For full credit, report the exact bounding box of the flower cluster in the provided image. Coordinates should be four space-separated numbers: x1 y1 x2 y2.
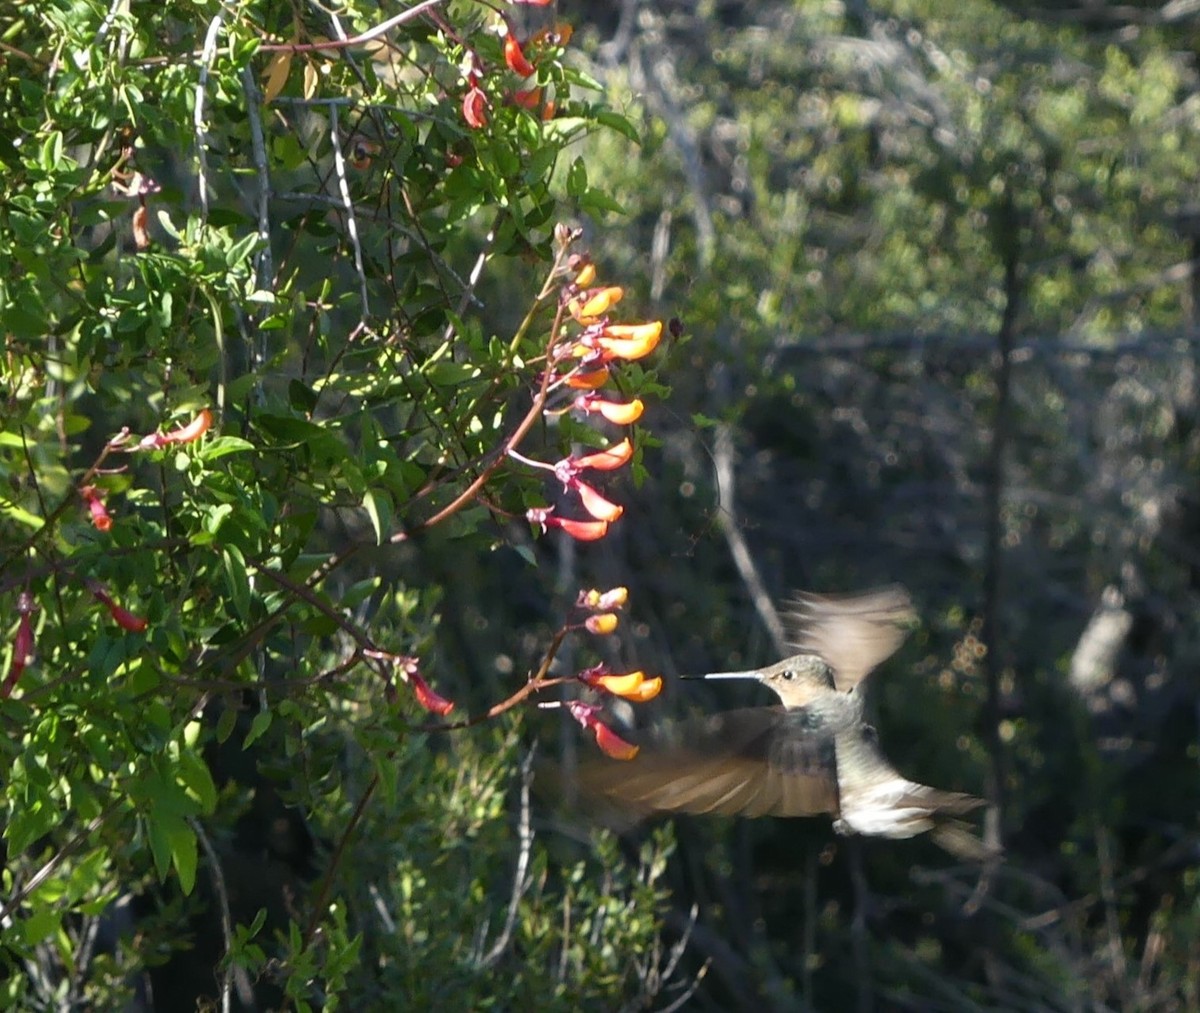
516 248 661 544
543 587 662 761
460 14 572 129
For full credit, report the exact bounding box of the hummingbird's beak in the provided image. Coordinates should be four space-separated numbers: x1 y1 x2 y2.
680 669 764 682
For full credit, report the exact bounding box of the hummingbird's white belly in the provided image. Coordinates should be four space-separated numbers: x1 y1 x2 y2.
836 779 932 838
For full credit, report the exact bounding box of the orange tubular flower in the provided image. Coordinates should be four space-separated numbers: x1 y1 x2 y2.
595 321 663 361
574 438 633 471
580 669 662 703
585 613 619 635
526 507 609 542
136 408 213 450
569 286 623 323
565 367 611 390
504 34 536 77
574 393 644 425
573 478 623 522
80 486 113 531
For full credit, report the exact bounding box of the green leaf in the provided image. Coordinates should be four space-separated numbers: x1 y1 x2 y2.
567 156 588 198
222 544 252 621
244 709 272 749
215 707 237 744
201 436 255 460
362 487 392 545
178 750 218 815
167 818 198 896
225 231 262 268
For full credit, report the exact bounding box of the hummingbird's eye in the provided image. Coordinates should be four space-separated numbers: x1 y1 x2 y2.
782 670 795 681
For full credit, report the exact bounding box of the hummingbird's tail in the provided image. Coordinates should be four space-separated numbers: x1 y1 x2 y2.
930 818 1001 862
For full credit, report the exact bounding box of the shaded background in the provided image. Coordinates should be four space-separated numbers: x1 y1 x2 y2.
487 1 1200 1008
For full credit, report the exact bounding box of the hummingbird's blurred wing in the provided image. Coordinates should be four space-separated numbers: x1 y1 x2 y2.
577 707 840 819
782 585 918 691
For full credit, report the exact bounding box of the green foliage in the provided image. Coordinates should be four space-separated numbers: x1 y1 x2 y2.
1 0 675 1007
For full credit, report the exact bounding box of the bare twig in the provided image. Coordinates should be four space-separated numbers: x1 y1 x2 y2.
328 102 371 320
194 14 223 220
259 0 446 54
713 423 787 653
980 195 1023 856
478 747 537 967
191 818 235 1013
240 64 274 379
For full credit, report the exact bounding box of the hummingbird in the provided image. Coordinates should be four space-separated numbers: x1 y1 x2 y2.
578 586 991 859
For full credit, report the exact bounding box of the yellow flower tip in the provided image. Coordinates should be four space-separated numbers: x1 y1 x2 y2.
594 672 645 695
595 321 663 361
598 398 644 424
570 286 624 322
603 321 663 341
574 263 596 287
625 676 663 702
585 613 619 635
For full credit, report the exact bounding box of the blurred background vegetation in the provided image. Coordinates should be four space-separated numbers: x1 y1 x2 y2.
3 0 1199 1009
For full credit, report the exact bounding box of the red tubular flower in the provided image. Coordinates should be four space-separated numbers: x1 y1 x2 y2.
574 438 633 472
573 393 644 425
88 582 149 633
108 602 149 633
509 87 544 110
566 700 640 761
526 507 609 542
504 34 536 77
593 723 640 760
136 408 213 450
585 613 619 635
1 593 37 699
462 84 489 129
572 478 623 522
80 485 113 532
408 670 455 716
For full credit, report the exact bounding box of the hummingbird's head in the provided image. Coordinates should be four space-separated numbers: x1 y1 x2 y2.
683 652 835 706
